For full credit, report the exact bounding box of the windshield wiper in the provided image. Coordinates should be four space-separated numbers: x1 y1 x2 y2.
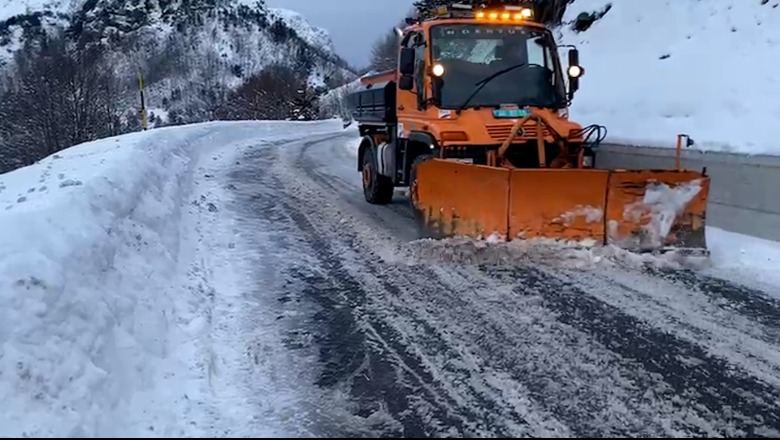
456 62 526 114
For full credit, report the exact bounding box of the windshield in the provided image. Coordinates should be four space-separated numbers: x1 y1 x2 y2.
430 24 566 109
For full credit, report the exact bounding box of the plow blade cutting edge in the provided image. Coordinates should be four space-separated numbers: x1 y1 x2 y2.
411 159 710 253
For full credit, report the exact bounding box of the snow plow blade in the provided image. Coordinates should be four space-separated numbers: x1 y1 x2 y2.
605 170 710 253
411 159 710 254
412 159 511 239
508 169 610 242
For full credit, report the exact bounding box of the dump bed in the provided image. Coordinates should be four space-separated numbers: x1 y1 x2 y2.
346 78 397 124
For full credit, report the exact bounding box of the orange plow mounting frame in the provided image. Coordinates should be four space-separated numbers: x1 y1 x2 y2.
411 160 710 252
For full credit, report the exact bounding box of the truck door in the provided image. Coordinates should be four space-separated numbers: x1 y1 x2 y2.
397 31 428 123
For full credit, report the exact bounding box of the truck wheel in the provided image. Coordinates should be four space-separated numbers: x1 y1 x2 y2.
362 147 394 204
409 154 434 210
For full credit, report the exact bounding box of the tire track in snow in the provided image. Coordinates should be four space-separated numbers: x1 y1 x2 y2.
280 198 498 438
235 140 512 437
295 135 419 236
234 132 780 438
276 135 703 436
365 262 680 437
277 135 588 436
292 136 777 435
646 266 780 331
487 264 780 437
564 266 780 389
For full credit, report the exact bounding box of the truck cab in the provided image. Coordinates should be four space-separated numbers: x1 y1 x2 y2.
347 2 598 204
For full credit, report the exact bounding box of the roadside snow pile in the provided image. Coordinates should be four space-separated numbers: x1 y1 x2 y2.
405 236 698 271
0 120 341 437
0 124 209 437
560 0 780 154
706 227 780 290
343 129 362 156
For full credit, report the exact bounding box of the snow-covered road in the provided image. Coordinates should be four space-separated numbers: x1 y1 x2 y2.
3 122 780 437
219 130 780 437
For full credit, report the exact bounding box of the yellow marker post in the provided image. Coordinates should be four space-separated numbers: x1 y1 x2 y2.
138 71 148 131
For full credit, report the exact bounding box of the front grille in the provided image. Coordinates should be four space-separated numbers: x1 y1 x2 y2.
486 124 550 141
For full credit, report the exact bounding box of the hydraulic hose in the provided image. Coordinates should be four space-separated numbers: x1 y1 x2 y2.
570 124 607 149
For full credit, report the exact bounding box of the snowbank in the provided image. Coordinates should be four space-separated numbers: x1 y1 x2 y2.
342 127 361 156
560 0 780 155
706 227 780 289
0 120 341 437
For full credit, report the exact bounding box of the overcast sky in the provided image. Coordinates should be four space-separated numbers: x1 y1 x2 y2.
265 0 415 68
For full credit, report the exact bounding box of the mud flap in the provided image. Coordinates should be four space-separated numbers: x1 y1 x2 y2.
604 170 710 252
507 169 610 244
411 159 511 239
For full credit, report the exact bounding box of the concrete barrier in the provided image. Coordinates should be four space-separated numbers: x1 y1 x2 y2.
596 143 780 242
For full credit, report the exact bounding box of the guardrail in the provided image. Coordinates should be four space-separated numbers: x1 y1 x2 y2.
597 143 780 242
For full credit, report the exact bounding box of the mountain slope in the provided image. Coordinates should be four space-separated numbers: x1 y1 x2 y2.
0 0 357 122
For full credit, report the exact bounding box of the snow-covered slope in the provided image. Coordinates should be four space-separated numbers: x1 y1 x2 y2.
0 120 343 437
319 76 363 119
0 0 357 122
560 0 780 154
0 0 74 21
268 7 334 54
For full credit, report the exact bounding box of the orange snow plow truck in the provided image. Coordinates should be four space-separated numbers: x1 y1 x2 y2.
346 1 710 253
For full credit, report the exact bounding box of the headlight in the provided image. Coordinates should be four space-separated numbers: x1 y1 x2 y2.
432 63 445 77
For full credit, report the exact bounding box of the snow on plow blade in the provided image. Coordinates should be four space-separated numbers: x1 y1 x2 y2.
605 170 710 252
412 159 710 253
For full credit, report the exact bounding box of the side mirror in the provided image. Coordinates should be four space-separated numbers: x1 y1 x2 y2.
399 48 415 75
398 74 414 91
568 47 579 67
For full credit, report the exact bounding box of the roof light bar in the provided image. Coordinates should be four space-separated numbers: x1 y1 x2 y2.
430 3 535 21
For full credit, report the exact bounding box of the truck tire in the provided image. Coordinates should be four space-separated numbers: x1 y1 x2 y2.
409 154 434 210
362 147 394 205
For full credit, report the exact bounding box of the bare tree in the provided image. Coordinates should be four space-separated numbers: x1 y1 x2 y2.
216 64 319 121
0 30 130 173
367 7 420 74
369 29 401 73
